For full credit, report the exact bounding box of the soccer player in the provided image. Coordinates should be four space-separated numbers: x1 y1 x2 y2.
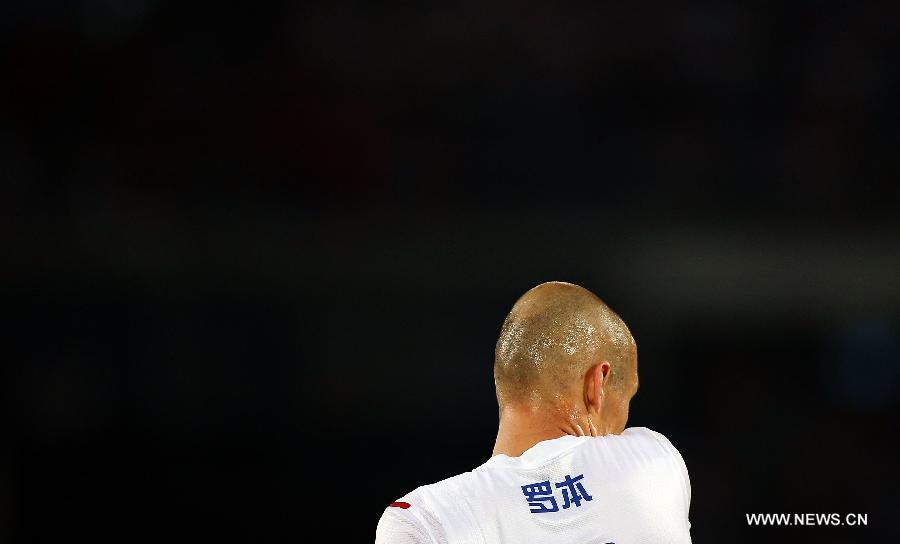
376 281 691 543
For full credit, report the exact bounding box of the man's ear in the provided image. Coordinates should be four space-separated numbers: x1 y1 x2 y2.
584 361 611 415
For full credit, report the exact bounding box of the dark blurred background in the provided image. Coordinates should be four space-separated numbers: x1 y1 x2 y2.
3 1 900 542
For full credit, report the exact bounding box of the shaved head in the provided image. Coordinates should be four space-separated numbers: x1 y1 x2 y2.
494 281 637 408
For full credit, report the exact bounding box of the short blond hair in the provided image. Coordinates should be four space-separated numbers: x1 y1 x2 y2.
494 281 636 406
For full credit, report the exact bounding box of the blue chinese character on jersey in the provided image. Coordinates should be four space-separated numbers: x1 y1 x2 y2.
522 474 593 513
521 480 559 513
555 474 592 509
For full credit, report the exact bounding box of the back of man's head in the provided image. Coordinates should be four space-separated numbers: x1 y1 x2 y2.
494 281 637 408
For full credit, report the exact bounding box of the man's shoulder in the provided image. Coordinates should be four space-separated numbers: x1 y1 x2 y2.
376 470 480 544
619 426 683 455
618 427 691 498
621 425 669 441
578 426 689 476
394 465 479 503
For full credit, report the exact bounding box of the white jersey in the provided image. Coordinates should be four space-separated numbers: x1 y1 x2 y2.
376 427 691 544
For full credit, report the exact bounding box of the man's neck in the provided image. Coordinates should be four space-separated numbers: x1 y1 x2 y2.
492 403 589 458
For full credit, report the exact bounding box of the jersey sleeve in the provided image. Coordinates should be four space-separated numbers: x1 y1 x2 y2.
375 506 434 544
644 428 692 536
671 439 691 535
